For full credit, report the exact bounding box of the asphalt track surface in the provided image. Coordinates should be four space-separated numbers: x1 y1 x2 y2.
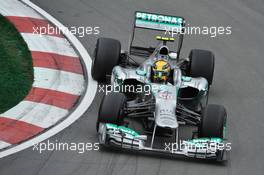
0 0 264 175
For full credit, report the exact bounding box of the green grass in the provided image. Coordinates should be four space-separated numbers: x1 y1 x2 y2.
0 15 33 113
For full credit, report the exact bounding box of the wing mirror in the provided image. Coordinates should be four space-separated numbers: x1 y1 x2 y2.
169 52 177 60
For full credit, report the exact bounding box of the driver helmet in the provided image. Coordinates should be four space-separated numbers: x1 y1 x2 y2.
151 60 171 83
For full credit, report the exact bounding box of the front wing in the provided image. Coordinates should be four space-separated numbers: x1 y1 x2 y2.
98 123 227 161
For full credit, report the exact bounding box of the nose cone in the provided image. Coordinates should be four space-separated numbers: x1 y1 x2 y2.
155 99 178 129
156 116 178 128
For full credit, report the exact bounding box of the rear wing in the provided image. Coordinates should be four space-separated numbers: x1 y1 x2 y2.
135 11 185 32
129 11 185 59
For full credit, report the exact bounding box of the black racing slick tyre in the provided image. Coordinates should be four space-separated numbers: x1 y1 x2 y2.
198 104 227 138
92 38 121 82
96 92 126 132
188 49 215 85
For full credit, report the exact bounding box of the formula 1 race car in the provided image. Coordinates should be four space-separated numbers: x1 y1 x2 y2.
92 11 228 161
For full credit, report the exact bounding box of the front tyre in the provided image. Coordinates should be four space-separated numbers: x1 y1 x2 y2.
198 104 227 138
96 92 126 131
198 104 227 161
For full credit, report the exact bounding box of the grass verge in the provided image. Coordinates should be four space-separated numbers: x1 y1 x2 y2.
0 15 33 113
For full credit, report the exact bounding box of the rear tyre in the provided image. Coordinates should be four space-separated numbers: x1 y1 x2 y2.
188 49 215 85
92 38 121 82
96 92 126 131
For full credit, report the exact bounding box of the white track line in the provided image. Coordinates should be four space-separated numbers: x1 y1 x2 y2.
0 0 43 19
2 101 68 128
0 0 97 158
0 141 11 150
33 67 85 96
22 33 78 57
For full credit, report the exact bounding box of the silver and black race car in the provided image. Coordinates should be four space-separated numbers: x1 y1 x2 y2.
92 11 228 161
